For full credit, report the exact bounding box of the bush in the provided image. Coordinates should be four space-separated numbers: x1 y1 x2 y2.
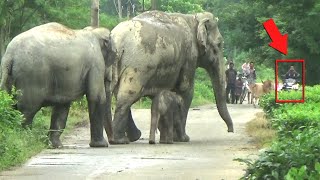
0 90 49 170
238 85 320 179
240 127 320 180
0 90 87 171
192 69 215 107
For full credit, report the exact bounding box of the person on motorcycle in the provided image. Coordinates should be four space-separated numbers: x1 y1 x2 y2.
285 65 300 79
282 65 300 90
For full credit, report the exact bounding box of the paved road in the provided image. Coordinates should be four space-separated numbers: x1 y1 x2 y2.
0 104 262 180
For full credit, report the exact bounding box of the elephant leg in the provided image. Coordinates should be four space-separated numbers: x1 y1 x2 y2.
48 103 71 148
112 103 131 144
174 90 192 142
159 116 168 143
167 113 174 144
86 71 108 147
160 113 173 144
17 94 42 128
173 113 184 142
126 109 142 142
111 75 142 144
104 80 113 143
20 109 39 129
149 106 160 144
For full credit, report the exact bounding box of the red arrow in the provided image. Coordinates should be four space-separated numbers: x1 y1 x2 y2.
263 18 288 55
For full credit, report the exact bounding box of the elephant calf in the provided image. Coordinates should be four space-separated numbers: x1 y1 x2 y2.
149 90 185 144
0 22 115 148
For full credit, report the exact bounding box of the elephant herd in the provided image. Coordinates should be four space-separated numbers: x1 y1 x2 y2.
0 10 234 148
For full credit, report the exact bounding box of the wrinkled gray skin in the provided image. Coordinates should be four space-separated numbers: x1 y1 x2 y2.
0 22 115 148
110 10 234 144
149 90 185 144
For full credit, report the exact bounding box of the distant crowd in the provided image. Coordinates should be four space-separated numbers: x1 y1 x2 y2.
225 60 256 104
225 59 301 104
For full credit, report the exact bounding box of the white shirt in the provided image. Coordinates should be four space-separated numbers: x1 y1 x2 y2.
242 63 250 75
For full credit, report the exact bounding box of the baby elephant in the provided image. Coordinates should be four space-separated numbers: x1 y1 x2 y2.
149 90 185 144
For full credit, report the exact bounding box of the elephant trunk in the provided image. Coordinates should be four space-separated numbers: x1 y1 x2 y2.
207 58 234 132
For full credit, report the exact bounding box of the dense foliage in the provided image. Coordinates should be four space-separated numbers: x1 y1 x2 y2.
239 86 320 179
0 90 88 171
0 90 48 170
1 0 319 84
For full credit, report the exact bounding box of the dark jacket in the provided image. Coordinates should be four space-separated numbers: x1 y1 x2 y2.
285 70 300 79
225 69 237 85
235 79 243 96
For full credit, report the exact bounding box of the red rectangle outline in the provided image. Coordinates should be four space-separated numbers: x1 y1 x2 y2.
275 59 305 103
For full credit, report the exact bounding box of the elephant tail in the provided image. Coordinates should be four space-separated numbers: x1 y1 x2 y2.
0 53 13 93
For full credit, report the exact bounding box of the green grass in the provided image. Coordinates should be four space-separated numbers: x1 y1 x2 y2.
239 85 320 180
0 91 88 171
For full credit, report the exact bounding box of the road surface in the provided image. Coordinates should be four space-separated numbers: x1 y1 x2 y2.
0 104 262 180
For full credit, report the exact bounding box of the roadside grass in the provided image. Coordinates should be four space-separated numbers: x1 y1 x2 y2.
0 98 88 172
245 112 276 148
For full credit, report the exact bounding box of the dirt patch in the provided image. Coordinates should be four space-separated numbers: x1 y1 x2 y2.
246 112 276 148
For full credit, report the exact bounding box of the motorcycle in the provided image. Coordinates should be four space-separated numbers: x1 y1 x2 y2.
239 74 250 104
281 75 300 91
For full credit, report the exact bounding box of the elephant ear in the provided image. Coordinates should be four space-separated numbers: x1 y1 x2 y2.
197 18 210 51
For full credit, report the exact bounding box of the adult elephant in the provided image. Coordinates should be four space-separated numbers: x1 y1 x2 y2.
109 10 234 144
0 22 115 148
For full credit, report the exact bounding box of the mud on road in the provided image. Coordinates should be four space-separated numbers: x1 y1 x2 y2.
0 104 262 180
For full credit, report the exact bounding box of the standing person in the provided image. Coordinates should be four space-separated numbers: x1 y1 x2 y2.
234 74 243 104
225 62 237 104
225 58 233 70
246 61 257 104
241 60 250 76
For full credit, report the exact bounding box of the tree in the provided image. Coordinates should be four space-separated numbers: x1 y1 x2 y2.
151 0 160 10
0 0 47 58
117 0 122 18
91 0 99 27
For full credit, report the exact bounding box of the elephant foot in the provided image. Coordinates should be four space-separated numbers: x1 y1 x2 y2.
89 138 108 147
160 134 173 144
149 140 156 144
48 131 63 148
181 134 190 142
174 134 190 142
49 139 63 149
109 135 130 144
49 135 63 149
127 129 142 142
159 139 173 144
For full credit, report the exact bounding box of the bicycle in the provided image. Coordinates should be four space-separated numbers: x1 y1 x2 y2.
239 75 249 104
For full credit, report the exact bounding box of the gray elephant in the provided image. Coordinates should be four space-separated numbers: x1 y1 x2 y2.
149 90 185 144
0 22 115 148
109 10 234 144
